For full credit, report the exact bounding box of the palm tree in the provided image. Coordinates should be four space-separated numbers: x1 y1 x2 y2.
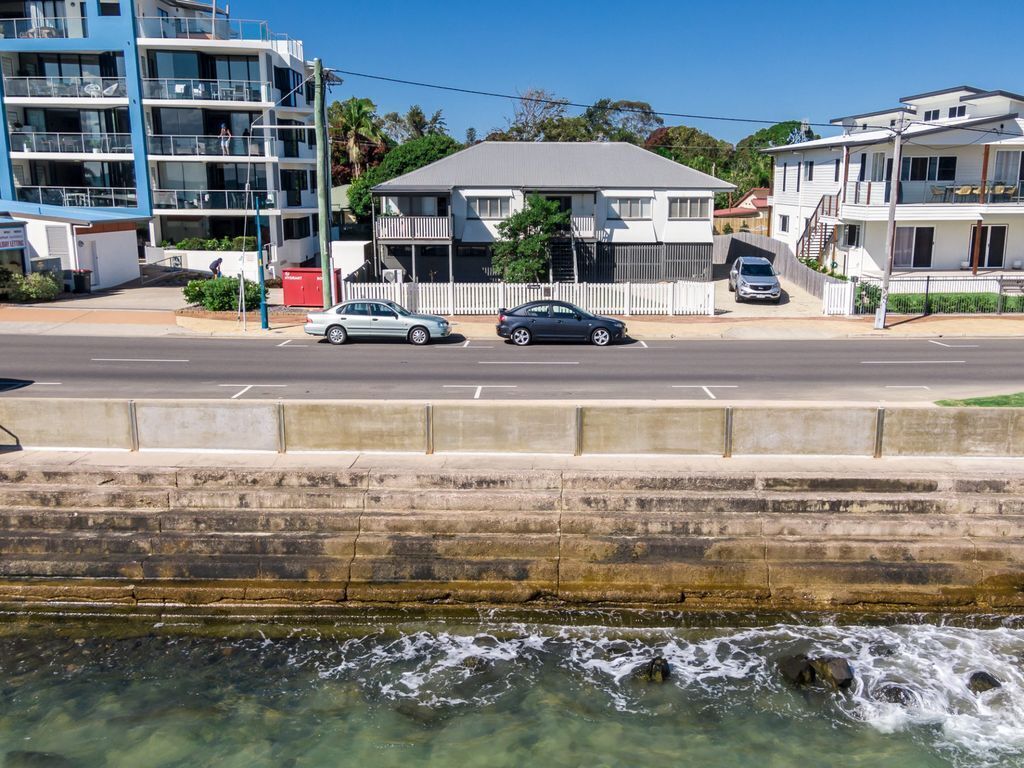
330 97 384 178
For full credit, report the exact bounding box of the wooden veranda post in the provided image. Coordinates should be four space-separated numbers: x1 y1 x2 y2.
972 144 991 276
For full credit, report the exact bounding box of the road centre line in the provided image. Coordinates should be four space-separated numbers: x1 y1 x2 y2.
442 384 517 400
885 385 931 389
91 358 189 363
33 382 62 385
860 360 966 365
928 340 979 348
672 385 739 400
478 361 579 365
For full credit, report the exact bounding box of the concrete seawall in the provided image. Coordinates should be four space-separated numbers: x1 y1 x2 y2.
0 464 1022 611
2 398 1023 458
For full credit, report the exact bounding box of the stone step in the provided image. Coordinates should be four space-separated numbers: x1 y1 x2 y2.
0 531 357 558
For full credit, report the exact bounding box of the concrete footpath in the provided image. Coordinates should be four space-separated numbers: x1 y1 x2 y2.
3 303 1024 340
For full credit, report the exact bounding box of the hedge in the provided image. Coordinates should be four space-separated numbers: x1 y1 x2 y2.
856 283 1024 314
161 236 258 252
183 277 265 311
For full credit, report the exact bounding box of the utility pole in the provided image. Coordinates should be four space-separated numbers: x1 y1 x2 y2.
314 58 332 309
255 195 268 330
874 113 905 330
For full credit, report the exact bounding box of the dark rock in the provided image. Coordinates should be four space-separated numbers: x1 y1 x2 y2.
810 657 855 691
778 654 816 686
868 642 898 658
876 684 914 706
636 656 671 683
5 751 75 768
968 671 1001 694
460 655 490 671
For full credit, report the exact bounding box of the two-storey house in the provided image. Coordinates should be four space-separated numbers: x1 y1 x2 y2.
0 0 317 287
371 141 733 283
766 86 1024 277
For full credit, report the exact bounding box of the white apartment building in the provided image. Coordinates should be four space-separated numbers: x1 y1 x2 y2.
766 86 1024 277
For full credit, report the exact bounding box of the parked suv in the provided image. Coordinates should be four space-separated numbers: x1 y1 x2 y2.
729 256 782 303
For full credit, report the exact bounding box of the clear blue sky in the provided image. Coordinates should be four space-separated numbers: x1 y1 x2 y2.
242 0 1024 144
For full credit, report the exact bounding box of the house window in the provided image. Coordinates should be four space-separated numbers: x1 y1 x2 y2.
283 217 311 240
781 162 787 192
99 0 121 15
858 153 867 182
948 105 966 119
778 214 790 233
900 156 957 181
805 161 814 181
608 197 652 219
796 162 802 192
923 109 940 122
467 197 510 219
834 158 841 182
871 152 887 183
843 224 860 248
668 197 709 219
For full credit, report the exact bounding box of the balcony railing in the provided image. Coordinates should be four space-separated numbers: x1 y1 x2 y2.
570 214 595 238
847 180 1024 206
153 189 276 210
0 15 86 39
147 134 274 157
16 185 137 208
3 76 127 99
142 78 270 103
135 16 270 41
10 131 133 154
375 215 452 240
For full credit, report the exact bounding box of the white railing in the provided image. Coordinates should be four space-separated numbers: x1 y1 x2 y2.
374 216 451 240
0 16 86 38
147 134 273 157
3 76 126 98
822 281 855 315
135 16 271 41
10 131 132 154
571 215 595 238
339 281 715 316
16 185 137 207
152 189 276 210
142 78 270 103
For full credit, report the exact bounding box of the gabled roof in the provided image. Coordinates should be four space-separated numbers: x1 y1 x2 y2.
372 141 735 193
900 85 984 103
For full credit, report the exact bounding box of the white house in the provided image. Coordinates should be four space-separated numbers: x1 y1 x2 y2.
765 86 1024 277
371 141 734 283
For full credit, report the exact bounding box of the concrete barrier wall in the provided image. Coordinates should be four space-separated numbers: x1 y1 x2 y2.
2 399 1023 458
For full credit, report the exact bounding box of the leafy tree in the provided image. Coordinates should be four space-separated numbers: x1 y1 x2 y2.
465 127 478 144
348 134 462 219
490 88 570 141
644 125 732 177
381 105 447 143
583 98 663 143
328 97 386 179
491 194 570 282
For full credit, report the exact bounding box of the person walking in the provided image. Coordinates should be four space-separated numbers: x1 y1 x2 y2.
209 257 223 278
218 124 232 155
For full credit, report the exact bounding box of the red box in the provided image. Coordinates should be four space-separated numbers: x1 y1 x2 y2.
282 267 341 307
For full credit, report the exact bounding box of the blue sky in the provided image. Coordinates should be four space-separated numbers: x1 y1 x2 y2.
243 0 1024 144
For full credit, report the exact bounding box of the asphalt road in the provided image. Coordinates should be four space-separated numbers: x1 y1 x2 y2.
1 334 1022 402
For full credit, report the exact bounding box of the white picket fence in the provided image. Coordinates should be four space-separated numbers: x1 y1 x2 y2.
338 281 715 316
822 281 856 315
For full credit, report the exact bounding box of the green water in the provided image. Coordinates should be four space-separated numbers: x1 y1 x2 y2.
1 610 1022 767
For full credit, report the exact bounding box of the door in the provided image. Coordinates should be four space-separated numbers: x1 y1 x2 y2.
912 227 934 268
521 303 555 339
550 303 588 340
969 225 1007 268
369 301 404 337
893 227 915 269
338 301 371 335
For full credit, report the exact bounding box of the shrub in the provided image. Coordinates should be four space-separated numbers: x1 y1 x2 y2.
722 223 734 234
0 267 14 297
182 277 264 311
855 286 1013 315
166 236 259 252
9 271 62 302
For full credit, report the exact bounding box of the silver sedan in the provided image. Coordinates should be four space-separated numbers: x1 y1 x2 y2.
304 299 451 345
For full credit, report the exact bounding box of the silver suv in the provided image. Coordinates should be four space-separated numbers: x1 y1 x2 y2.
729 256 782 304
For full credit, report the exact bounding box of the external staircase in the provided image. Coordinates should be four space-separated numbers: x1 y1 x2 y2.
796 193 840 266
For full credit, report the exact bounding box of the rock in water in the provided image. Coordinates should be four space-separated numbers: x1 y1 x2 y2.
810 657 855 691
778 654 816 686
636 656 671 683
968 671 1001 694
5 752 75 768
876 684 914 706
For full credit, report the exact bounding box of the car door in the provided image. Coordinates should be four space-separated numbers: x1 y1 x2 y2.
338 302 371 335
550 303 588 340
520 303 555 339
369 302 404 337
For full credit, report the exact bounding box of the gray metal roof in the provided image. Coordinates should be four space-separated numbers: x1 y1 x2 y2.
372 142 735 193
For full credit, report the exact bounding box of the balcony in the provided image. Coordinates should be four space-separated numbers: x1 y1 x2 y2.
153 189 276 210
3 76 127 99
375 215 452 240
16 186 137 208
10 131 132 154
142 78 270 103
0 15 86 39
135 16 270 41
570 214 596 239
846 180 1024 206
147 134 274 157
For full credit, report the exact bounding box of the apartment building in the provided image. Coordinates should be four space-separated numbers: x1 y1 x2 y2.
372 141 733 283
0 0 318 286
766 86 1024 277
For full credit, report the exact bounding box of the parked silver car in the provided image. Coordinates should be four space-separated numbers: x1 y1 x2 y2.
304 299 451 345
729 256 782 303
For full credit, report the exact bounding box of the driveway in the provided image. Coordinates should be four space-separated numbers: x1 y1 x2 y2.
713 275 822 317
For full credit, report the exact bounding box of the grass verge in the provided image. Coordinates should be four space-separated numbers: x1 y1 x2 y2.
936 393 1024 407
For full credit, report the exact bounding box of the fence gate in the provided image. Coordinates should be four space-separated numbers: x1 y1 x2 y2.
822 281 855 315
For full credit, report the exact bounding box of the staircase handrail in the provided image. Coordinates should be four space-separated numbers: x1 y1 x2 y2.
796 192 839 262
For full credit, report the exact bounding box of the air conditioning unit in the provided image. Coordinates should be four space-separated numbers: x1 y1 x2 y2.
382 268 404 283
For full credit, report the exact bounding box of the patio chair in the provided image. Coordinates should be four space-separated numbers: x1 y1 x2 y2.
1004 186 1019 202
989 184 1007 203
929 185 946 202
83 82 102 98
953 185 974 202
101 82 122 97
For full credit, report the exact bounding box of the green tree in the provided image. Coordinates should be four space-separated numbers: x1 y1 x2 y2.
328 97 386 179
381 105 447 143
348 134 462 219
491 194 570 282
644 125 732 177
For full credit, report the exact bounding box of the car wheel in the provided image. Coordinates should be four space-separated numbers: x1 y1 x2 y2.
408 326 430 346
326 325 347 345
734 294 743 304
590 327 612 347
510 327 532 346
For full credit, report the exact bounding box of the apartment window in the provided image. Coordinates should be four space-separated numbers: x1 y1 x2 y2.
781 162 787 192
99 0 121 15
467 197 510 219
805 161 814 181
843 224 861 248
834 158 841 182
274 67 302 107
858 153 867 182
608 197 652 219
280 169 308 191
923 109 940 122
948 105 966 119
668 197 709 219
796 162 802 192
308 169 316 193
778 214 790 233
283 217 311 241
900 156 957 182
871 152 887 182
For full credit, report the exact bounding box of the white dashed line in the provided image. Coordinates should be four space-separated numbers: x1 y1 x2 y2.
91 358 188 363
218 384 288 399
442 385 518 400
861 361 965 365
928 340 979 348
672 385 739 400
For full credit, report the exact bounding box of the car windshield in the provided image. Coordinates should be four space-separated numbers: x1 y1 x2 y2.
740 263 775 277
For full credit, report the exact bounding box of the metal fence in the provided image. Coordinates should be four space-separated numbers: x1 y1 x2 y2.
855 276 1024 315
580 243 712 283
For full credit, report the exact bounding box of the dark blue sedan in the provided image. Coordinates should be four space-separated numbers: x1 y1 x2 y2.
496 301 627 346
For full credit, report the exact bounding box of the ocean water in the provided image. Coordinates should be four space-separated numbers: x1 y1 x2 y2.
1 610 1022 768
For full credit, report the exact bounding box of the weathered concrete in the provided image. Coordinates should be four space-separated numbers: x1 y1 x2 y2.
884 408 1024 457
0 398 131 450
431 403 576 454
732 407 877 456
581 406 724 455
283 402 426 452
135 400 278 452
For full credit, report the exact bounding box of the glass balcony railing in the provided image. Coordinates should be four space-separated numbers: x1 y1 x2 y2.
142 78 269 103
3 76 127 99
846 180 1024 205
152 189 276 210
16 185 137 208
135 16 270 41
0 15 87 39
146 134 274 157
10 131 133 154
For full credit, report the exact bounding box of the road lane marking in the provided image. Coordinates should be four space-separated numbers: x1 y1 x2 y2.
462 339 471 348
885 385 931 389
672 385 739 400
33 382 62 385
276 339 309 348
218 384 287 399
861 360 966 365
443 384 518 400
277 339 292 347
91 358 188 363
478 361 579 365
928 340 979 348
639 340 648 348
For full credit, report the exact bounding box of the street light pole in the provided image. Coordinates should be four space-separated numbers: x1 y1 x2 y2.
314 57 332 309
256 194 268 330
874 113 906 330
